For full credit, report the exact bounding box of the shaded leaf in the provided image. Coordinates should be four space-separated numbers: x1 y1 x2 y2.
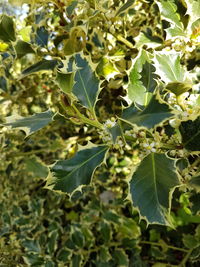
179 117 200 151
0 15 16 42
112 249 129 267
188 175 200 192
116 0 135 16
73 54 100 110
35 26 49 46
14 40 35 59
122 95 173 128
3 110 54 136
0 76 7 91
66 1 78 16
46 144 108 194
130 153 179 225
22 59 58 76
56 72 74 94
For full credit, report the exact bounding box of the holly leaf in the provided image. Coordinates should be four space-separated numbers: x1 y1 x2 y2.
73 54 100 111
122 95 173 128
46 144 108 194
3 110 54 136
179 117 200 151
156 0 185 39
127 50 154 106
0 15 16 42
188 175 200 192
153 51 191 95
116 0 135 16
130 153 179 225
56 72 74 94
14 40 35 59
22 60 58 76
153 51 186 83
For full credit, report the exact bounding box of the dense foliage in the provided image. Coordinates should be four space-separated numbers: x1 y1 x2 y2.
0 0 200 266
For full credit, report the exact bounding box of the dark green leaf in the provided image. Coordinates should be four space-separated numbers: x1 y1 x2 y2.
71 254 82 267
112 249 129 266
179 117 200 151
46 144 108 194
0 76 7 91
73 54 100 110
3 110 54 136
22 59 58 76
14 40 35 59
116 0 135 16
71 229 85 248
23 254 44 266
188 175 200 192
35 26 49 46
66 1 78 16
22 239 41 253
122 95 173 128
130 153 179 225
0 15 16 42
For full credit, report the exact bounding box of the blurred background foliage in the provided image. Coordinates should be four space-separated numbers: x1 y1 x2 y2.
0 0 200 266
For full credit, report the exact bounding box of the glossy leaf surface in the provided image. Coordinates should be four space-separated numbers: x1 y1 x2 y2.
122 95 172 128
179 117 200 151
130 153 179 225
22 60 58 76
3 110 54 136
73 54 100 110
0 15 16 42
156 0 185 39
46 145 108 194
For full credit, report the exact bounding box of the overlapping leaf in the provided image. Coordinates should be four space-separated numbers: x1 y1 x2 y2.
156 0 185 39
130 153 179 225
73 54 100 111
127 50 156 106
46 144 108 194
3 110 54 136
179 117 200 151
0 14 16 42
22 59 58 76
122 95 173 128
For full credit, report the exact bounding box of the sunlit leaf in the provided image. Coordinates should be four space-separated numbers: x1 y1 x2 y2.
46 144 108 194
156 0 185 39
153 51 186 83
130 153 179 225
127 50 154 106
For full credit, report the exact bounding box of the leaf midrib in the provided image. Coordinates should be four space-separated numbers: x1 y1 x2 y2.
61 146 107 179
77 69 93 110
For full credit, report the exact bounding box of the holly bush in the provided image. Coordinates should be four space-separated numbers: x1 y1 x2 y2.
0 0 200 266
